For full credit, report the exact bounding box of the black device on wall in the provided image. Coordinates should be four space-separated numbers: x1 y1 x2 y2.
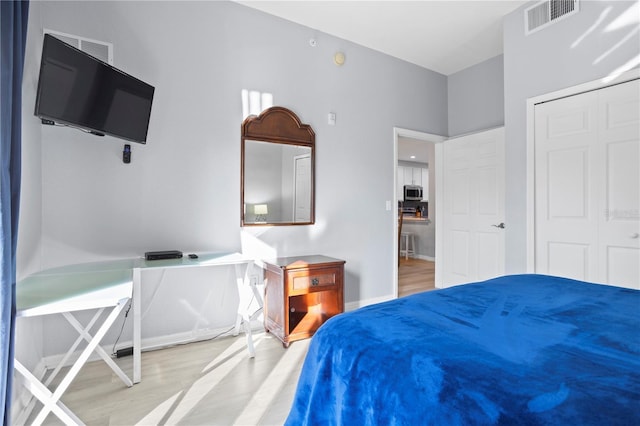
123 144 131 163
34 33 155 144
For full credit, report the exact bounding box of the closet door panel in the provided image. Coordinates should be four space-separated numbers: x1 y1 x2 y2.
547 242 590 281
599 80 640 289
607 246 639 288
605 140 639 219
535 91 599 281
546 148 589 219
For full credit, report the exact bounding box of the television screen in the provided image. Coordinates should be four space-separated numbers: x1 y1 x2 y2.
34 34 155 144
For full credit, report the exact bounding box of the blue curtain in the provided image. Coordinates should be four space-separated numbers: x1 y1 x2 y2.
1 0 29 423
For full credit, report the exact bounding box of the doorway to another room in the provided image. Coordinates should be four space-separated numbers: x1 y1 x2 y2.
394 128 445 297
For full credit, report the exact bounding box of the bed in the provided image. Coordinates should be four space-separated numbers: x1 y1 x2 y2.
285 274 640 425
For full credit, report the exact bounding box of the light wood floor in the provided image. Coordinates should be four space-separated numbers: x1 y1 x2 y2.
25 332 310 426
398 257 435 297
23 259 435 425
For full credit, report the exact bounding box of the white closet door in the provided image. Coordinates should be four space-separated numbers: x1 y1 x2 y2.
598 81 640 287
535 91 600 282
442 127 505 287
535 79 639 289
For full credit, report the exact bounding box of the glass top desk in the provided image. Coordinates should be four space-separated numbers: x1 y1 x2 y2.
15 252 258 424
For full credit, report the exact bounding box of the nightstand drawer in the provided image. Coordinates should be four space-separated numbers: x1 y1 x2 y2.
291 270 337 291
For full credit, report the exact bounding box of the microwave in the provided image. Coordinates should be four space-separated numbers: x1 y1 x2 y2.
404 185 423 201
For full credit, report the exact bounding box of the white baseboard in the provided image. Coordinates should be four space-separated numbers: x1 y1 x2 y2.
132 320 265 353
39 320 264 370
345 294 395 312
412 254 435 261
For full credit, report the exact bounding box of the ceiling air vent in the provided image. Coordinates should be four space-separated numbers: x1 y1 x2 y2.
525 0 579 35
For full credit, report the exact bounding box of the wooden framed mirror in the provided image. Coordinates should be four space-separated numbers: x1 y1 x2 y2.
241 106 315 226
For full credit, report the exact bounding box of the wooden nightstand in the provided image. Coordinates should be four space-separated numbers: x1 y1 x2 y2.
263 255 345 347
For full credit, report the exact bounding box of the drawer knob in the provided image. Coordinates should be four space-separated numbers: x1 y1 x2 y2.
311 277 320 286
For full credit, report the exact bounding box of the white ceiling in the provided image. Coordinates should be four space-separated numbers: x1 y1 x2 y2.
398 136 432 164
237 0 528 76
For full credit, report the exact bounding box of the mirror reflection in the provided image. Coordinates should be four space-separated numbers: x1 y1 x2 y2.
241 106 315 226
244 140 312 224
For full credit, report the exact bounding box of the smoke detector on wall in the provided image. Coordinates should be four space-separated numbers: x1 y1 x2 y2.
525 0 580 35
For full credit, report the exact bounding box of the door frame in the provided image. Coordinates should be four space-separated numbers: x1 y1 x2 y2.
393 128 446 297
525 68 640 271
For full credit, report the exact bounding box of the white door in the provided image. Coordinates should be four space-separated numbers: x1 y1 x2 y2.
535 79 640 288
442 127 505 287
293 154 311 222
598 81 640 287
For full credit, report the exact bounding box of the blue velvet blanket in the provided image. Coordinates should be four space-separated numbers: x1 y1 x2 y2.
285 275 640 425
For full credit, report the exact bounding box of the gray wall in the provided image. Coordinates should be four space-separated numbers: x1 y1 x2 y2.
448 54 505 137
503 0 640 273
17 0 448 362
18 0 637 372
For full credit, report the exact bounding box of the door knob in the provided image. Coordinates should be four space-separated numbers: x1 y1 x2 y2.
631 233 639 239
492 223 505 229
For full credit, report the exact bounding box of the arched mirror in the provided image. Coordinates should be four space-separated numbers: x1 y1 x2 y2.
241 106 315 226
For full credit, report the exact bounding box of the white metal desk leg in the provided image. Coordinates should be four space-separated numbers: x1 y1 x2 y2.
32 298 128 425
233 313 242 337
233 261 250 336
63 312 133 387
44 308 103 388
234 262 256 358
133 267 142 384
242 311 256 358
14 360 84 426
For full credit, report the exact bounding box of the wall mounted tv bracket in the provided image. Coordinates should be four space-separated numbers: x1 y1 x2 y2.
41 118 105 136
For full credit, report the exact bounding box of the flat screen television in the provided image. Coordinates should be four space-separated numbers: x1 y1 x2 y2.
34 34 155 144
